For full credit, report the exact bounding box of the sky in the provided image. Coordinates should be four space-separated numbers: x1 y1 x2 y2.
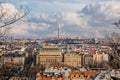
0 0 120 39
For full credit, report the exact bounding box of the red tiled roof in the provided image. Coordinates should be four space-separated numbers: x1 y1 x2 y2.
69 71 99 76
69 72 83 75
89 50 95 54
71 50 81 53
84 71 100 76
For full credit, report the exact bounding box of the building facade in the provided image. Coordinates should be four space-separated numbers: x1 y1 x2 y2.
93 51 110 67
64 53 82 67
3 51 25 66
36 46 62 66
82 54 93 67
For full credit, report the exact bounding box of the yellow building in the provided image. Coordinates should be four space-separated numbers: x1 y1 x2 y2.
36 45 62 66
64 53 82 67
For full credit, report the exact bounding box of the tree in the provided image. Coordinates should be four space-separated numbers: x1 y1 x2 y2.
0 63 22 79
103 18 120 69
0 0 29 39
105 18 120 69
112 18 120 29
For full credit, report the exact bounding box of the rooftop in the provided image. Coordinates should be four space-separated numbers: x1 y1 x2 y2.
43 46 59 49
69 71 100 77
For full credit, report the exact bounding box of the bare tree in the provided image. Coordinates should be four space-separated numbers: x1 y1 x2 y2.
112 18 120 29
0 0 30 39
102 18 120 69
106 18 120 68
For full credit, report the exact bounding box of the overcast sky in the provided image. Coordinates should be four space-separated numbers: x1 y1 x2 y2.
1 0 120 39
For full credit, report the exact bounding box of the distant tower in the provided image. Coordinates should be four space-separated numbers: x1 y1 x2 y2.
58 25 60 39
58 24 64 39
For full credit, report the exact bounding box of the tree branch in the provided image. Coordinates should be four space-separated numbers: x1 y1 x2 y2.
0 11 29 28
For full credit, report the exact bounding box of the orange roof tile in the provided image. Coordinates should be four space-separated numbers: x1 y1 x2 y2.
69 72 83 75
69 71 100 77
89 50 95 54
84 71 100 76
71 50 81 53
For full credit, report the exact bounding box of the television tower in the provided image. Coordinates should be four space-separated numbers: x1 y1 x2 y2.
58 24 64 39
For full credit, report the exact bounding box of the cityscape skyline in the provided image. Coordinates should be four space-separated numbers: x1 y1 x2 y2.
0 1 120 79
0 0 120 39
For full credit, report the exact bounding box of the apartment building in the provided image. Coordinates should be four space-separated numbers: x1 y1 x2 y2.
64 53 82 67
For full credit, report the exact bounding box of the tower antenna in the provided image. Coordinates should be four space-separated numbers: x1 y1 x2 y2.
58 24 64 39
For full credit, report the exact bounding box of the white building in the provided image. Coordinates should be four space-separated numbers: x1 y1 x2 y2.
93 51 109 64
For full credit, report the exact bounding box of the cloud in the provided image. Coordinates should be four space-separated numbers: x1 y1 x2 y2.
0 3 24 38
0 3 22 21
80 1 120 27
3 1 120 39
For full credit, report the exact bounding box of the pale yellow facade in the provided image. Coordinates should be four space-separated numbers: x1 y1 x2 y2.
36 46 62 66
93 52 109 64
64 53 82 67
